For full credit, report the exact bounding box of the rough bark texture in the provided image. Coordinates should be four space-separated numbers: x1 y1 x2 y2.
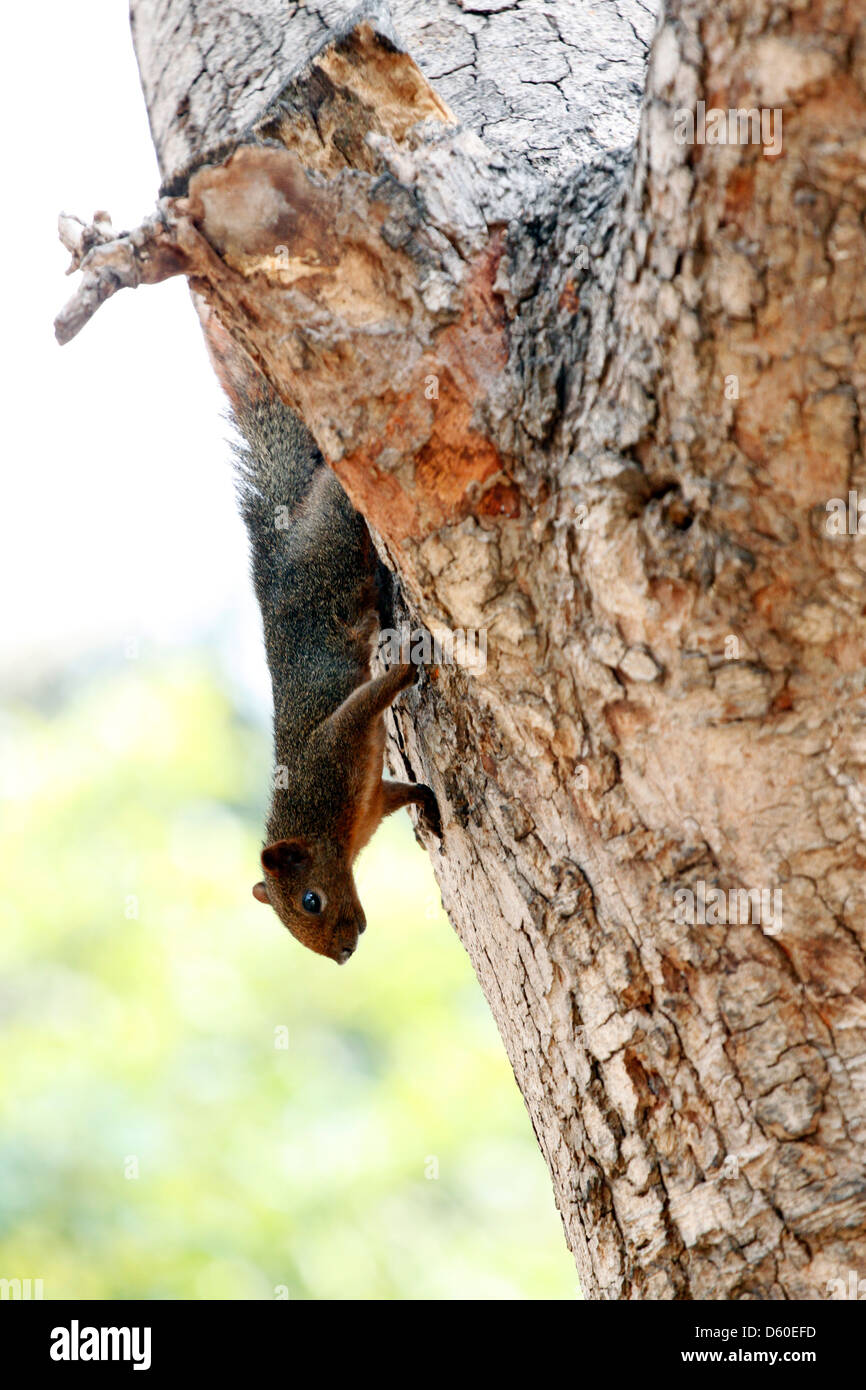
58 0 866 1299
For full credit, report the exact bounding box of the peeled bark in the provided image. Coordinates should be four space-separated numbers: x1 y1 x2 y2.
56 0 866 1300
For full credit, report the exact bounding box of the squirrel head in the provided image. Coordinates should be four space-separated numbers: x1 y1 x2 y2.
252 837 366 964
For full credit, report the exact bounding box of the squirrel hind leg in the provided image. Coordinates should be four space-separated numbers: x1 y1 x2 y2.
381 780 442 839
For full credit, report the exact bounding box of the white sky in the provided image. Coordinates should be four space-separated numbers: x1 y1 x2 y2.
2 0 269 707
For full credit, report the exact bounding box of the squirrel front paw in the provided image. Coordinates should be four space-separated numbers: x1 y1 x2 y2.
391 660 420 691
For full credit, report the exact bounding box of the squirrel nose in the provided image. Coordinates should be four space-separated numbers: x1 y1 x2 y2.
338 944 355 963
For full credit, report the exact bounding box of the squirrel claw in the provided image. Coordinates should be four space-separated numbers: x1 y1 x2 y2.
416 785 442 839
391 661 418 690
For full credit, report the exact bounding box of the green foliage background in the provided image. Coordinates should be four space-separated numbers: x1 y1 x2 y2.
0 659 575 1299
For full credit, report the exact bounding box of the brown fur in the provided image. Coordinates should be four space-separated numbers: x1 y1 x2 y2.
218 341 439 963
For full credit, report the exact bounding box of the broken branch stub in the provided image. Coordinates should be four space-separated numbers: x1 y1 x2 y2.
54 208 190 347
54 18 523 552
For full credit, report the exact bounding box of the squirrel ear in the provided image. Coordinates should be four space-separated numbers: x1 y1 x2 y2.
261 839 310 879
252 881 269 903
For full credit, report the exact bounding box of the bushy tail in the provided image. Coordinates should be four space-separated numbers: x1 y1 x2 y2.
231 386 325 536
194 294 393 657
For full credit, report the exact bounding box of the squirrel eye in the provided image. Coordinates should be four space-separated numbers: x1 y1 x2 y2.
302 890 323 915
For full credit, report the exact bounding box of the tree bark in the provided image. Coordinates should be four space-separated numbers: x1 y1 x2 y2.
57 0 866 1300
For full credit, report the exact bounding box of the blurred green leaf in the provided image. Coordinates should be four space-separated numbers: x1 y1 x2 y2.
0 659 576 1300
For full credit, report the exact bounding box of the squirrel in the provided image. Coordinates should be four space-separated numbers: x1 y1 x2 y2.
198 304 440 964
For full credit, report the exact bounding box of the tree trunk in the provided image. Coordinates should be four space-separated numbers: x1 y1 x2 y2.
56 0 866 1300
